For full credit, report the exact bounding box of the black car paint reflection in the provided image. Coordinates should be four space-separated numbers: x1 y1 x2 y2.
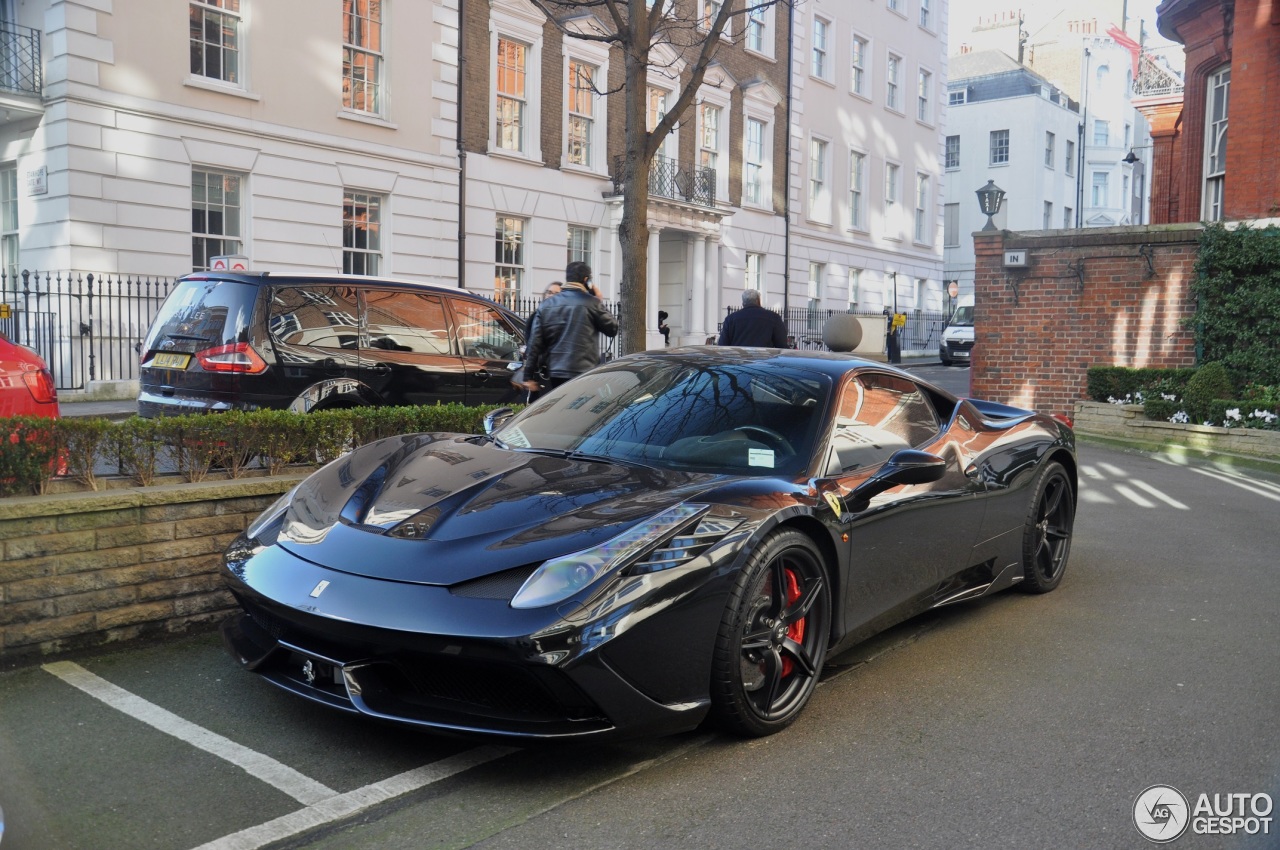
221 348 1077 740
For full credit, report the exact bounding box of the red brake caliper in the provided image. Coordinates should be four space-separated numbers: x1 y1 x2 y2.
781 568 805 677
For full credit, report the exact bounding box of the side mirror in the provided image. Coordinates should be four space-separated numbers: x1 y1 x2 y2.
847 449 947 511
483 407 514 435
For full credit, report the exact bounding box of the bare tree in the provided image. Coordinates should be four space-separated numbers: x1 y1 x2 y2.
527 0 790 354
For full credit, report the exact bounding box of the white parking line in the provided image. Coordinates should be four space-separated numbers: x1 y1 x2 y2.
1126 478 1190 510
189 746 516 850
1185 466 1280 502
43 661 336 805
1112 484 1156 508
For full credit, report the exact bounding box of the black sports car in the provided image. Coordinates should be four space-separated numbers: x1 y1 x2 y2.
221 348 1077 741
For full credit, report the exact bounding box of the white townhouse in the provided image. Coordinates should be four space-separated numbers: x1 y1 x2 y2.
786 0 948 335
942 50 1082 300
2 2 465 283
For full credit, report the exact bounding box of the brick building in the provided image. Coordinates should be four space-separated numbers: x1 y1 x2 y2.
1147 0 1280 222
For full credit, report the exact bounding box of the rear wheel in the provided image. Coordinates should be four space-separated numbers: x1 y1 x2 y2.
1017 461 1075 593
710 529 830 737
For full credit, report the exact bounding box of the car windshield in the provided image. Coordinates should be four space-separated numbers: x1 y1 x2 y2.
496 355 830 476
949 306 974 326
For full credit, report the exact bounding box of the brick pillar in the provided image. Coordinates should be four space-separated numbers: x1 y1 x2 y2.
1134 99 1185 225
970 229 1005 402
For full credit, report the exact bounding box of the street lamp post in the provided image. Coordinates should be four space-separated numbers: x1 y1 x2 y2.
976 180 1006 231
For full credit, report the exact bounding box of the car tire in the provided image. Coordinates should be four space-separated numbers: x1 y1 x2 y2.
1016 460 1075 594
940 356 953 367
710 529 830 737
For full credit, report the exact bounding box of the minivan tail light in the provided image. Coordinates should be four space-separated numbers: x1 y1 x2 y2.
22 367 58 404
196 343 267 374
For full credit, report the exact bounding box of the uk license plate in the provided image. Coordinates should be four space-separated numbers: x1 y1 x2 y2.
152 352 191 369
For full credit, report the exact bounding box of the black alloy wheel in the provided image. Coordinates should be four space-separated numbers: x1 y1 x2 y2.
710 529 831 737
1018 460 1075 593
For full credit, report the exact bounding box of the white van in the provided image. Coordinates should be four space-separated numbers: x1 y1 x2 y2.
939 299 974 367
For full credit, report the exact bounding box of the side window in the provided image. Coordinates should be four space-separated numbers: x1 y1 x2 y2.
268 286 361 349
362 290 452 355
831 373 939 470
451 299 523 360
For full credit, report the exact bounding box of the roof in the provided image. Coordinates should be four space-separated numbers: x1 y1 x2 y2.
948 50 1026 82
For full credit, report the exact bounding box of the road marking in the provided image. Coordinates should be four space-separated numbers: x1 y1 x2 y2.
1126 478 1189 510
1096 462 1127 477
1184 466 1280 502
189 746 517 850
1112 484 1156 508
42 661 337 805
1081 488 1115 504
1080 464 1106 479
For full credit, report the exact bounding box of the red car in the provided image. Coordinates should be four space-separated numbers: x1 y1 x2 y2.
0 334 59 418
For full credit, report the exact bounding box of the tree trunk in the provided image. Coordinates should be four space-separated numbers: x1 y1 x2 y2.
617 39 653 356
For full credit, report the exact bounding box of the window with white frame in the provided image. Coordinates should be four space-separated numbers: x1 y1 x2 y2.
885 162 900 236
849 151 866 230
191 168 243 271
567 225 593 267
886 54 902 111
495 216 526 303
343 0 383 114
700 0 722 30
851 34 868 96
917 69 932 122
888 0 900 13
1 165 17 283
1064 206 1073 228
1045 131 1055 168
807 262 824 328
948 89 965 105
744 117 767 205
190 0 241 84
1203 65 1229 222
1043 200 1053 229
745 4 769 54
990 129 1009 165
566 59 597 168
699 102 721 174
848 267 861 307
812 17 830 80
943 203 959 247
920 0 931 28
1091 171 1109 207
648 86 675 159
343 190 382 275
945 135 960 169
809 137 830 222
495 37 528 152
914 173 930 243
1093 119 1109 146
1065 138 1076 175
1124 122 1132 148
745 252 764 292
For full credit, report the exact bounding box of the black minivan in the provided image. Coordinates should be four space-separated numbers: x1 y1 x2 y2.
138 272 527 417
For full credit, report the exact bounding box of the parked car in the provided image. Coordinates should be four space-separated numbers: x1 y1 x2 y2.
137 272 526 417
220 348 1077 741
939 299 975 367
0 334 60 419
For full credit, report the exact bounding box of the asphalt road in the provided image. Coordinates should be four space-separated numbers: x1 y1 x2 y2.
2 438 1276 850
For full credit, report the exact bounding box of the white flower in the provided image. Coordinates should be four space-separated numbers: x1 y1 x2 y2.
1162 393 1177 401
1225 408 1242 421
1169 411 1190 424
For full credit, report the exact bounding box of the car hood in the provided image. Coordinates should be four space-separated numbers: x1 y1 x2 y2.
276 433 719 585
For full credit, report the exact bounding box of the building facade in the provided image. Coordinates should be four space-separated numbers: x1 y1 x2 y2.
942 51 1081 300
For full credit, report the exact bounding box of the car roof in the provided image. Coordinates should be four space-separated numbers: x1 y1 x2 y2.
639 346 958 400
177 271 518 313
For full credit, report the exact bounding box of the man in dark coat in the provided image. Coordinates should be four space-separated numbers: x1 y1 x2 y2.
717 289 788 348
522 262 618 393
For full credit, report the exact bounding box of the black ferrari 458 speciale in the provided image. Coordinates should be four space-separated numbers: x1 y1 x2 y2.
221 347 1076 741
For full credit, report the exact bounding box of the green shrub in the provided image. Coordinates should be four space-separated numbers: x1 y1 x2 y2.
1193 223 1280 386
1086 366 1196 403
0 417 61 496
1183 361 1235 421
1142 398 1179 422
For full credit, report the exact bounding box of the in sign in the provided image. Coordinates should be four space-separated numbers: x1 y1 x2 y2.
1003 250 1028 267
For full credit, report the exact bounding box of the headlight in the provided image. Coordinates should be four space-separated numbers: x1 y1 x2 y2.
246 484 298 541
511 503 709 609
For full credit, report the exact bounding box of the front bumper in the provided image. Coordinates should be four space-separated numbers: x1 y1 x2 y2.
220 539 729 741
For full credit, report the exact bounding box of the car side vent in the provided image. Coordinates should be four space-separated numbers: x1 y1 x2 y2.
628 516 741 575
449 564 539 600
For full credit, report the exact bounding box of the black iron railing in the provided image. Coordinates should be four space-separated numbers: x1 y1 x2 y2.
612 155 717 208
0 24 42 99
1 271 176 390
719 306 948 354
491 293 625 360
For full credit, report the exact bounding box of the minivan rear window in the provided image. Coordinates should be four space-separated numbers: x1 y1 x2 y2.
142 279 257 355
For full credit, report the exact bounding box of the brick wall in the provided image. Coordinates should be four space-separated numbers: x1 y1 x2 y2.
971 224 1201 414
0 477 301 668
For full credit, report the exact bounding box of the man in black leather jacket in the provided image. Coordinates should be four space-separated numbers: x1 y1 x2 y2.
522 262 618 393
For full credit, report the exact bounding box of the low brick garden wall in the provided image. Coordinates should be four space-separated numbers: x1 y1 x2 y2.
1073 401 1280 463
0 474 306 668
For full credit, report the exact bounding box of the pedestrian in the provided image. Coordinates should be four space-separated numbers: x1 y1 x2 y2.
717 289 788 348
522 261 619 395
511 281 563 403
657 310 670 346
